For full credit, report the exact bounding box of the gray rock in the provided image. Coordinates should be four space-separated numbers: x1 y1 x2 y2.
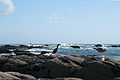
0 71 36 79
0 55 119 80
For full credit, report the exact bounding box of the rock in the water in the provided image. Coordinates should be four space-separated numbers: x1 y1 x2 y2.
94 44 103 47
109 45 120 47
70 46 80 49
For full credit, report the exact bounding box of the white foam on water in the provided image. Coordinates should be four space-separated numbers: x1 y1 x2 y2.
27 48 52 52
33 44 42 47
30 52 41 55
27 48 41 52
0 52 16 56
61 43 67 46
44 53 53 56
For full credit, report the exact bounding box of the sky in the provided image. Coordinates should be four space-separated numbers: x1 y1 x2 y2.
0 0 120 44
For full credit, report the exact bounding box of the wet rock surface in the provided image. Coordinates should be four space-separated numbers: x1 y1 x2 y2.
0 54 119 80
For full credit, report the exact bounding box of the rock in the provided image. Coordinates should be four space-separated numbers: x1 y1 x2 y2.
0 71 19 79
44 44 49 46
0 71 36 79
109 45 120 47
6 72 36 79
41 51 51 55
94 44 103 47
0 47 11 53
0 55 119 80
15 51 34 56
93 47 107 53
78 61 114 80
70 46 80 49
38 78 83 80
19 45 28 48
0 45 29 53
2 45 17 49
114 77 120 80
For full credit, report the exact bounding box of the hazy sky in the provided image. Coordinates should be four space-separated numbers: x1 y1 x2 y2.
0 0 120 44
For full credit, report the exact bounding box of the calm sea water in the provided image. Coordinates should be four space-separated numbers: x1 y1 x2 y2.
1 44 120 61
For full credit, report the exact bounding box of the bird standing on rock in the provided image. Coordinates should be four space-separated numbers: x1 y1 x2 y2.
52 44 60 54
41 44 60 55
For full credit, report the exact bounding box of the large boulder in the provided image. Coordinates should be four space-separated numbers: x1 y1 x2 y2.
0 55 119 80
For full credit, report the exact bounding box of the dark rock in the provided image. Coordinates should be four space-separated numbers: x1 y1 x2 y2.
38 78 83 80
2 45 17 49
0 47 11 53
15 51 33 56
6 72 36 79
93 47 107 53
41 51 51 54
114 77 120 80
0 55 119 80
109 45 120 47
44 44 49 46
78 61 114 80
19 45 28 48
70 46 80 49
0 45 29 53
94 44 103 47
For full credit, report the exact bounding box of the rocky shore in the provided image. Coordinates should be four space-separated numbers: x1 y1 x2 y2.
0 54 119 80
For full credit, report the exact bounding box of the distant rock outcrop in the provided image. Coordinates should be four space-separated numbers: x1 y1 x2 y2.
70 46 80 49
94 44 103 47
109 45 120 48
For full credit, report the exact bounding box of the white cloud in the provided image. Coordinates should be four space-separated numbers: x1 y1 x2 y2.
0 0 15 15
47 14 79 24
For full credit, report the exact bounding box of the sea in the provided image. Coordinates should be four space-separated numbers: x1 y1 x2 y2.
1 44 120 61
